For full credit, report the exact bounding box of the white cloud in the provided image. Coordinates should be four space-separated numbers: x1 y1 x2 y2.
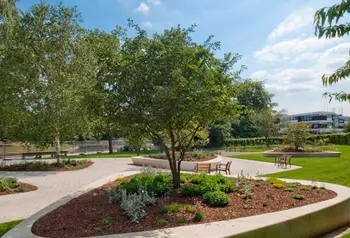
136 2 150 15
268 8 314 41
148 0 161 5
251 41 349 95
144 21 153 28
253 36 341 62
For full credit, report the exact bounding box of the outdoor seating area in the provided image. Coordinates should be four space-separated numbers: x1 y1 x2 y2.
275 155 292 169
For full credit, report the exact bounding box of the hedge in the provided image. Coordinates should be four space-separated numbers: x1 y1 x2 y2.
224 133 350 147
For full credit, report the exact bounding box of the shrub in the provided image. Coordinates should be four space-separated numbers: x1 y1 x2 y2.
223 211 236 217
153 219 168 227
159 206 169 214
167 203 181 213
198 181 221 194
273 182 285 189
292 194 305 200
0 177 20 192
119 190 146 223
286 182 301 188
102 217 112 224
203 191 230 206
182 204 196 213
175 216 187 224
220 182 237 193
180 184 201 196
189 173 207 184
194 212 205 222
301 187 312 191
180 173 190 183
114 172 172 199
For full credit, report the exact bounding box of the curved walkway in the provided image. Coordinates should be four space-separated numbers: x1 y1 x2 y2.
0 156 300 223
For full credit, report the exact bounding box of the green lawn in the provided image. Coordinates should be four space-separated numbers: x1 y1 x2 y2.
232 145 350 187
342 233 350 238
225 146 273 152
67 150 161 159
0 220 23 237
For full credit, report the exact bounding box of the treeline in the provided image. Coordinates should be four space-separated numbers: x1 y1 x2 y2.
224 133 350 147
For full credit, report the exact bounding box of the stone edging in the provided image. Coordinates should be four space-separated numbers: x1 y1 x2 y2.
263 150 341 158
131 155 222 171
4 175 350 238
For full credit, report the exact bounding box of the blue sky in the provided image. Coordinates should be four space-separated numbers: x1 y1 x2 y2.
18 0 350 115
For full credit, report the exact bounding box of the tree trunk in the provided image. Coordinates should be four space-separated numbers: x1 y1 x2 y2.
55 132 61 164
265 136 269 147
108 132 113 154
172 170 181 189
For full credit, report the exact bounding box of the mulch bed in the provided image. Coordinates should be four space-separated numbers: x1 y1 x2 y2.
0 182 38 196
149 155 215 162
32 178 337 238
0 161 93 172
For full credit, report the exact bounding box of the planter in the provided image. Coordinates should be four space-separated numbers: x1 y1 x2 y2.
263 150 341 158
131 155 222 171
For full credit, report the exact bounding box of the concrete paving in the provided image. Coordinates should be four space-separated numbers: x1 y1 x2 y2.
0 156 300 223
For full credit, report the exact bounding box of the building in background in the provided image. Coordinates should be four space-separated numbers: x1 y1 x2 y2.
281 111 349 133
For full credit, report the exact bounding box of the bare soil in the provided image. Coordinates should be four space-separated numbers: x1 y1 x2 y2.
32 178 337 238
0 182 38 196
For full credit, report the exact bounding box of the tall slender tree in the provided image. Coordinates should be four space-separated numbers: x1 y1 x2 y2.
1 2 96 162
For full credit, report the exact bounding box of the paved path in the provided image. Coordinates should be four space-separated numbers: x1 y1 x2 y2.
0 157 300 223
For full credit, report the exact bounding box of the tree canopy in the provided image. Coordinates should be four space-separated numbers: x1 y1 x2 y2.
314 0 350 101
116 23 241 187
0 2 96 162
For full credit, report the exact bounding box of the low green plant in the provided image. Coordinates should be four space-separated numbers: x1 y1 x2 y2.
194 212 205 222
159 206 169 214
286 182 301 188
182 204 196 213
285 187 294 192
273 182 285 189
203 191 230 206
301 187 312 191
223 211 236 217
180 184 201 196
175 216 187 224
292 194 305 200
94 227 103 233
102 217 112 224
0 177 20 192
153 219 168 227
167 203 181 213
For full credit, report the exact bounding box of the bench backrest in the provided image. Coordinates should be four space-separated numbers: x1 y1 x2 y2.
196 163 211 173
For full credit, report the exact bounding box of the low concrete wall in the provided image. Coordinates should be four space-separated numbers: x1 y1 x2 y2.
263 150 341 158
131 155 222 171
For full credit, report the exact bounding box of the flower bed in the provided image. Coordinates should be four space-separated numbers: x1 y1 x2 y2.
0 160 93 171
0 177 37 196
31 170 336 238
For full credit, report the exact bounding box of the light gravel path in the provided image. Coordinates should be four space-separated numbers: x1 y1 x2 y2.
0 156 300 223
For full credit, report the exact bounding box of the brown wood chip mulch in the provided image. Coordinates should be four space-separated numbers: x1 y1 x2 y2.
31 179 337 238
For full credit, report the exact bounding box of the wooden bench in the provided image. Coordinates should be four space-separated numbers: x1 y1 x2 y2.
195 163 211 174
22 151 68 160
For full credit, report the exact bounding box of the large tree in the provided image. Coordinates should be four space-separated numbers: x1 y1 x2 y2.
1 2 96 162
231 80 276 139
251 109 280 147
85 29 123 153
314 0 350 101
118 23 241 188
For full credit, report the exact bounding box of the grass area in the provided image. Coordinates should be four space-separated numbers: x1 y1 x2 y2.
225 146 273 152
232 145 350 187
3 143 73 154
342 233 350 238
67 150 161 159
0 220 23 237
